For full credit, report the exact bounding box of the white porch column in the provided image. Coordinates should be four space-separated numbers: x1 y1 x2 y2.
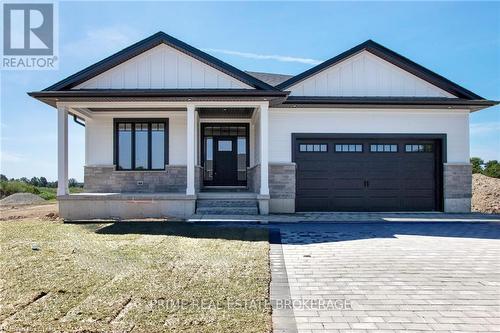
259 103 270 196
186 104 196 195
57 104 69 196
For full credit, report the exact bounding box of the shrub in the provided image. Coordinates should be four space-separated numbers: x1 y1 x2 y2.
483 160 500 179
470 157 484 174
0 180 40 198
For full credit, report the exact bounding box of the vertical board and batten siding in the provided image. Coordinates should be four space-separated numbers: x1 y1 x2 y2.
288 51 456 98
85 112 188 166
74 44 253 90
268 108 470 163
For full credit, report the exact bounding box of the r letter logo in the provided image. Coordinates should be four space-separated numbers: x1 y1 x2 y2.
2 2 58 70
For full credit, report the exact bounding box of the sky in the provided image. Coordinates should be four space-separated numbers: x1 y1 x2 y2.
1 1 499 182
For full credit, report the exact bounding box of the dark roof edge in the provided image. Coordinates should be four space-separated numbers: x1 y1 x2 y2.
44 32 278 91
29 89 288 98
283 96 500 106
279 96 498 110
276 40 484 100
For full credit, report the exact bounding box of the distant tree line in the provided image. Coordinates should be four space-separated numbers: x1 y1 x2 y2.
0 175 82 188
470 158 500 178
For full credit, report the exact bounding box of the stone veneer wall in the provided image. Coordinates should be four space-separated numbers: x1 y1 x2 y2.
247 165 260 193
443 163 472 213
269 163 296 199
84 165 202 193
247 163 296 213
246 163 296 198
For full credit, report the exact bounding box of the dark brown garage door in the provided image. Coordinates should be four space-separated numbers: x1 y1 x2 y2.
295 137 442 212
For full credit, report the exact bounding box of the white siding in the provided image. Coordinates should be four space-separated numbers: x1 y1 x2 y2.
288 51 455 98
269 108 470 163
75 44 252 90
85 112 187 166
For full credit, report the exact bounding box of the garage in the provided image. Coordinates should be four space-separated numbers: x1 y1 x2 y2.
294 135 443 212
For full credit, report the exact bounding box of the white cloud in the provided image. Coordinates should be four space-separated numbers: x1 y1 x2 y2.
1 151 25 163
470 122 500 136
203 48 322 65
62 26 141 60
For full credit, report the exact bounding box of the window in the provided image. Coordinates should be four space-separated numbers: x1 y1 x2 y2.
335 144 363 153
370 144 398 152
218 140 232 151
115 119 167 170
405 144 433 153
299 144 328 152
237 137 247 181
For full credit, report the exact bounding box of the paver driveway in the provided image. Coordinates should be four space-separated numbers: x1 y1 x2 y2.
278 222 500 332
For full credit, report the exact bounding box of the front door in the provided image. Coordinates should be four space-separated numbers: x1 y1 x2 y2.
213 137 238 186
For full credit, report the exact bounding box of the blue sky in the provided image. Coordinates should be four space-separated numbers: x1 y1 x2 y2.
1 1 499 181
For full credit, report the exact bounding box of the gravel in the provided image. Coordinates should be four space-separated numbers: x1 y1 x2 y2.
0 193 46 206
472 174 500 214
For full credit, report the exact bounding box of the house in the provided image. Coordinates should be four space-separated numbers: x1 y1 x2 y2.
29 32 497 219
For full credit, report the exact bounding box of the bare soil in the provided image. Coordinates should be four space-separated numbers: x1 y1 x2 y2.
472 174 500 214
0 203 59 221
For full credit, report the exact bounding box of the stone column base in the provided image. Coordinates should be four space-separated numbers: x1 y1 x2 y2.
443 163 472 213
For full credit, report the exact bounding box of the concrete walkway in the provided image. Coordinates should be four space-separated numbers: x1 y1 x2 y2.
188 212 500 223
272 222 500 332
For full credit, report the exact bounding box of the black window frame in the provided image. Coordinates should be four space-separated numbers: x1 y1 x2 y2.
405 143 433 153
299 143 328 153
113 118 169 171
334 143 363 153
370 143 398 153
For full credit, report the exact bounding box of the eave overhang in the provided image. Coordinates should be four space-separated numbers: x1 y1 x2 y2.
28 89 290 107
277 96 499 111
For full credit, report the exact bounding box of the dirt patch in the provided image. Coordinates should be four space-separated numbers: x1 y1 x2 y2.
0 193 46 206
472 174 500 214
0 203 59 221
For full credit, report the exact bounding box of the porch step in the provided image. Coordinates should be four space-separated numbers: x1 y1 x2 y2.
196 199 259 215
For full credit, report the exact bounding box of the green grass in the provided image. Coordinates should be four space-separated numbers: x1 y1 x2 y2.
0 221 271 333
0 180 85 201
0 180 40 197
37 187 85 201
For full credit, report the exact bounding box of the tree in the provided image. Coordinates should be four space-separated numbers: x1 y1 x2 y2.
39 177 48 187
483 160 500 179
68 178 79 187
20 177 29 183
29 177 40 187
470 157 484 174
0 174 7 181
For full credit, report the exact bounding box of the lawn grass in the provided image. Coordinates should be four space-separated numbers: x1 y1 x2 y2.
0 220 271 332
37 186 85 201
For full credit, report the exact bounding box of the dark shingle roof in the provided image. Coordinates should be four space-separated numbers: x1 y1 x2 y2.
244 71 294 87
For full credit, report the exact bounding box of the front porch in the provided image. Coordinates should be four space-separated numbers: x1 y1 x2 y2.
55 99 287 219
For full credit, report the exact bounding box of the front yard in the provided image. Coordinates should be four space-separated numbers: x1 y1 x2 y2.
0 219 271 332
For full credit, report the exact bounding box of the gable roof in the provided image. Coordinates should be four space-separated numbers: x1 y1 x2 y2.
276 40 483 100
44 32 278 91
244 71 293 87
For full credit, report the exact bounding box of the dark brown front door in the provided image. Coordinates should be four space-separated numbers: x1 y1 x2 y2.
295 137 441 212
213 137 238 186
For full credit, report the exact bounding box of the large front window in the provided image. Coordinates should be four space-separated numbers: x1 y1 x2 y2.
115 119 168 170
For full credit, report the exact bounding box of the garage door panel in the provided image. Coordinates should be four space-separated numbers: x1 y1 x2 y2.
297 198 331 211
366 198 401 211
334 178 365 189
331 197 365 211
295 137 440 212
367 179 400 190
